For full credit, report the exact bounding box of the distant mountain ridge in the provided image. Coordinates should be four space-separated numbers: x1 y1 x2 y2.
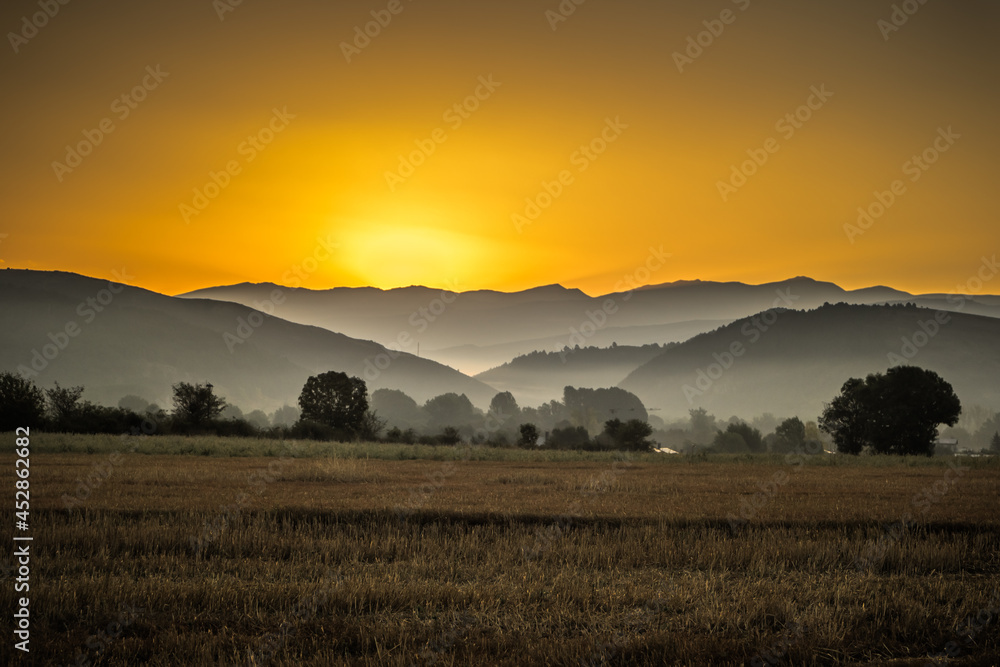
6 270 998 420
180 276 1000 375
0 269 498 411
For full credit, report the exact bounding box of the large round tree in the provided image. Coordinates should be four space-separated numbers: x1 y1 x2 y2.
298 371 369 435
819 366 961 456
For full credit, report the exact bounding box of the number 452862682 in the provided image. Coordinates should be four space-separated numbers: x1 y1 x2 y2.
15 427 30 530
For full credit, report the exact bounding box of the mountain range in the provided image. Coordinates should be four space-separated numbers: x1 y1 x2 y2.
2 269 998 422
180 277 1000 376
0 269 495 412
619 302 1000 420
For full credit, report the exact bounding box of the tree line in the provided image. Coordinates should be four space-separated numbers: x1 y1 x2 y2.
1 365 995 456
0 370 656 451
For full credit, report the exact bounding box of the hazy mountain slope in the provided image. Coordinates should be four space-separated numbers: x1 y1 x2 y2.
0 270 497 411
619 303 1000 421
475 345 670 407
180 283 599 357
430 320 729 376
179 277 1000 375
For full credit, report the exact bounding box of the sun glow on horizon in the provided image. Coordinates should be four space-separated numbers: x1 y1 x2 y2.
339 223 494 291
0 0 996 297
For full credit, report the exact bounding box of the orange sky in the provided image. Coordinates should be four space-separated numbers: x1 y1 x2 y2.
1 0 997 296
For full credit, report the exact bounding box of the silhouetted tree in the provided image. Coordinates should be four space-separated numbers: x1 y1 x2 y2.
752 413 779 437
271 404 300 427
689 407 717 445
564 386 647 432
820 377 870 455
438 426 461 445
991 432 1000 454
518 423 540 448
726 421 764 453
46 382 85 430
488 391 520 421
118 395 150 414
220 404 244 421
371 388 423 429
546 425 591 450
601 418 654 452
423 393 478 432
819 366 961 456
172 382 227 426
0 372 46 431
359 410 387 441
804 421 825 448
245 410 270 429
772 417 806 454
713 429 748 453
297 371 368 435
385 426 417 444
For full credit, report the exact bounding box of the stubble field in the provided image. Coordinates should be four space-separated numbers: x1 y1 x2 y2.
2 434 999 665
